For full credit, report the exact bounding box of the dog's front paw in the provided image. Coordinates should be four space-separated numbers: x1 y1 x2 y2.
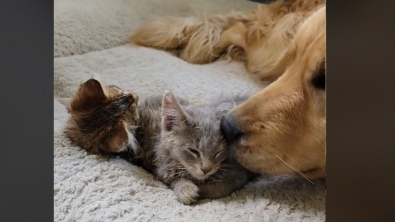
172 179 199 205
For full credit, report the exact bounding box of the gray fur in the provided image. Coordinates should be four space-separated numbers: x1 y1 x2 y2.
120 90 255 204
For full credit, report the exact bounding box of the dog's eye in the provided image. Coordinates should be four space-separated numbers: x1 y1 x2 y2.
311 63 326 90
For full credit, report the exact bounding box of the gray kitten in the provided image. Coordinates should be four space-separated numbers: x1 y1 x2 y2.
65 78 255 205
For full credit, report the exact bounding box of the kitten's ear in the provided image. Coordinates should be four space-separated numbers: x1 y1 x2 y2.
161 90 187 131
78 77 109 105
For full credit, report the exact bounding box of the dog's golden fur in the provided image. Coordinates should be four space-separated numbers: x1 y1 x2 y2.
131 0 326 179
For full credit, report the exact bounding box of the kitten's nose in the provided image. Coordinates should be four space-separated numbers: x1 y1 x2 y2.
220 113 243 143
201 167 212 174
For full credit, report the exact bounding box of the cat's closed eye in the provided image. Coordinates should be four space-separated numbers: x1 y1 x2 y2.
188 148 200 157
214 150 225 159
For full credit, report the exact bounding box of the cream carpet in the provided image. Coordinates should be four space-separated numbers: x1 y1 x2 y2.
54 0 325 221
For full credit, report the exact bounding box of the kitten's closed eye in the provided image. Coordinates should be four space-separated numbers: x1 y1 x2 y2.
214 150 225 159
188 148 200 157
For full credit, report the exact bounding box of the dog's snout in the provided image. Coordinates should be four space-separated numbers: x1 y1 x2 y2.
220 113 243 143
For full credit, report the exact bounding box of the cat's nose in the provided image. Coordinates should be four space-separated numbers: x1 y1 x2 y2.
201 167 212 174
220 113 243 143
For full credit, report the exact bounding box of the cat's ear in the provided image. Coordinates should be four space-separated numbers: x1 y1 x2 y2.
161 90 187 131
77 76 109 105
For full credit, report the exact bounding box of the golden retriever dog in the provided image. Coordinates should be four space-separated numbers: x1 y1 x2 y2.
131 0 326 180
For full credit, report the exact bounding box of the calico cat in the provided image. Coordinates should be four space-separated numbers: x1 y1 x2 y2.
65 77 255 205
65 78 140 154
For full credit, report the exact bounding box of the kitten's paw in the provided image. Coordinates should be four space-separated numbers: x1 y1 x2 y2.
172 179 199 205
162 169 176 180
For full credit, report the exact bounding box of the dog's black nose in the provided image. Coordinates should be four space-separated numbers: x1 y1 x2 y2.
220 113 243 143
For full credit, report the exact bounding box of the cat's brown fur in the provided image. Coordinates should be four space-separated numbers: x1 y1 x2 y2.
65 78 255 205
65 78 140 154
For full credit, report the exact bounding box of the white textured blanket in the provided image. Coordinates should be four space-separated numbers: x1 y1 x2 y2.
54 0 325 221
